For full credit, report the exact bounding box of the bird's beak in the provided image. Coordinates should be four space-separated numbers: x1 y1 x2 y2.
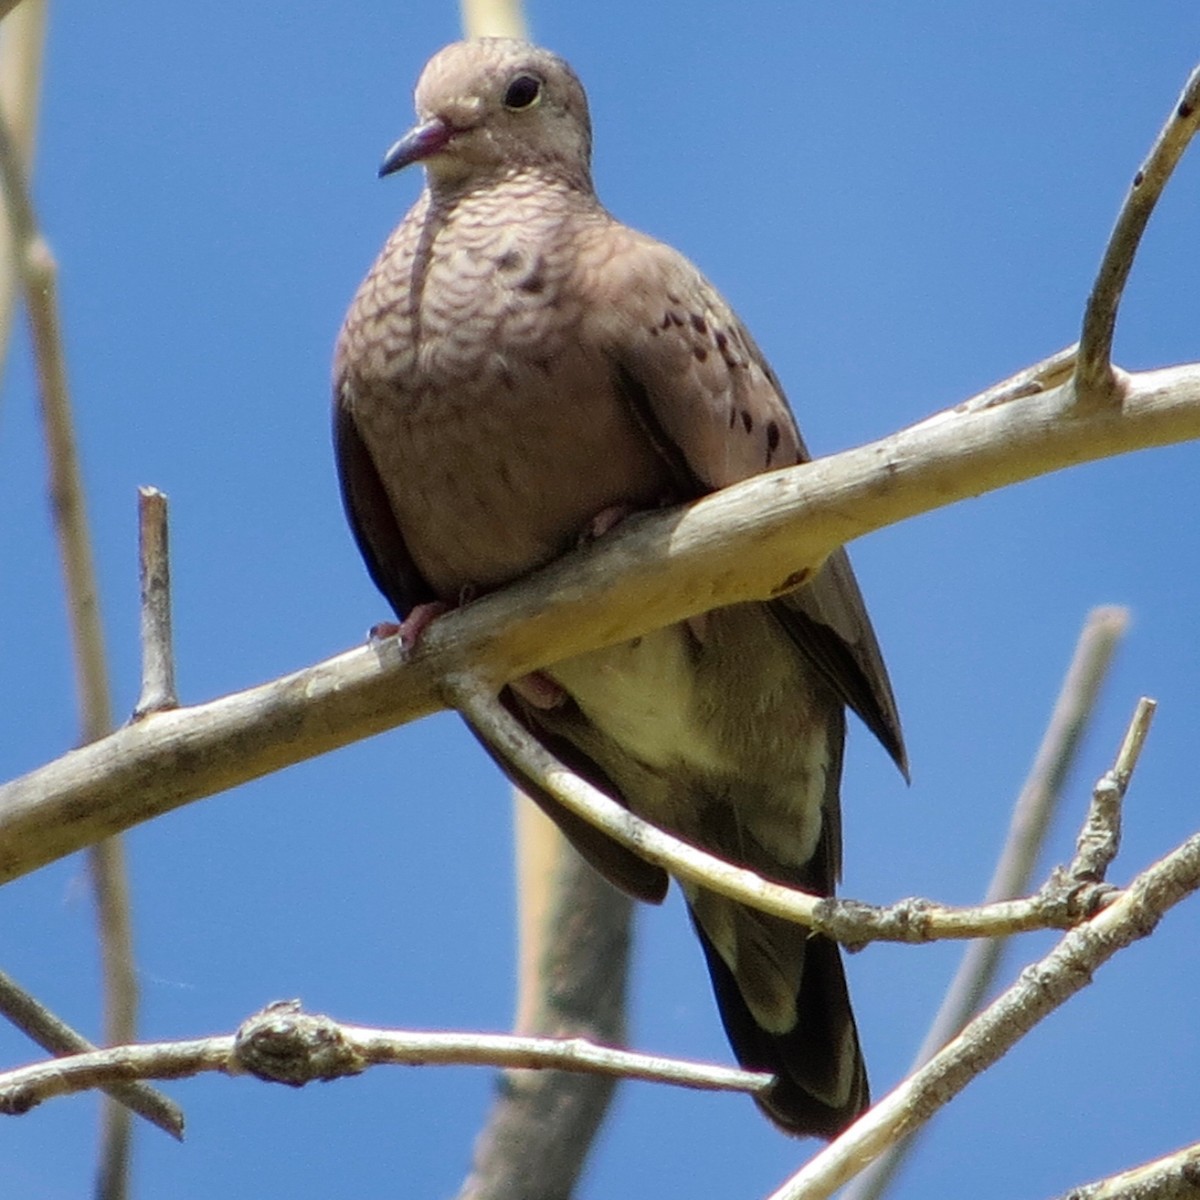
378 118 454 178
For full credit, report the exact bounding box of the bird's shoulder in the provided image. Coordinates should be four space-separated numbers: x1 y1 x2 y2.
570 216 806 490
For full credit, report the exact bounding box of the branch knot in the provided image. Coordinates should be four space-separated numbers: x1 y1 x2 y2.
232 1000 365 1086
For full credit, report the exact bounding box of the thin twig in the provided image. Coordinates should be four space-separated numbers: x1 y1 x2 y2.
843 606 1129 1200
133 486 178 716
0 968 182 1139
0 93 140 1200
0 1001 770 1114
1076 66 1200 397
447 675 1118 946
767 833 1200 1200
1070 697 1156 884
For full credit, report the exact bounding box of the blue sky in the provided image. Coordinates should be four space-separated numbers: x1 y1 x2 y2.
2 4 1199 1197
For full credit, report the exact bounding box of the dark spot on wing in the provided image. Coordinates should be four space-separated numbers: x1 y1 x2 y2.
741 410 753 433
766 420 781 453
691 313 708 335
693 345 708 362
714 329 740 369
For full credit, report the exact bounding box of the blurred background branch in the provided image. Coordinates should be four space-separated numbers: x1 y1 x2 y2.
0 5 139 1194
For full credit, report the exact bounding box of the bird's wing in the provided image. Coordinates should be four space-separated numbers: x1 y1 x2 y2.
589 230 907 778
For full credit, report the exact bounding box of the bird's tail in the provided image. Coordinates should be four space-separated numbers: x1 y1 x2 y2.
691 910 868 1138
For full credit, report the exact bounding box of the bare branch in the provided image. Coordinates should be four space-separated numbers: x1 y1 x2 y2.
1076 66 1200 396
765 828 1200 1200
2 358 1200 883
0 968 182 1139
843 606 1130 1200
449 675 1143 944
0 1001 769 1116
133 486 179 717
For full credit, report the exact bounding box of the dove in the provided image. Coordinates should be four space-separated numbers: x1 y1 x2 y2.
333 38 906 1138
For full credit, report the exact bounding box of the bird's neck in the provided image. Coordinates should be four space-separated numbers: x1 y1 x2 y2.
426 162 594 211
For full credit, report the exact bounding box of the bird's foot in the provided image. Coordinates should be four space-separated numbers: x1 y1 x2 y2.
369 600 450 652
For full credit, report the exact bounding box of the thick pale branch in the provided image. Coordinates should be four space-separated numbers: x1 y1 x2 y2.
1 361 1199 882
0 1001 768 1115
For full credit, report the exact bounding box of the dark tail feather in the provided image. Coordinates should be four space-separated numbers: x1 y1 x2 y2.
692 916 869 1139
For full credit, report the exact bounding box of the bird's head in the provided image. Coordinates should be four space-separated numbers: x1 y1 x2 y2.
379 39 593 191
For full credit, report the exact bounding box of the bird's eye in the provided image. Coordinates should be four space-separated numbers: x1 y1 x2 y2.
503 73 543 111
